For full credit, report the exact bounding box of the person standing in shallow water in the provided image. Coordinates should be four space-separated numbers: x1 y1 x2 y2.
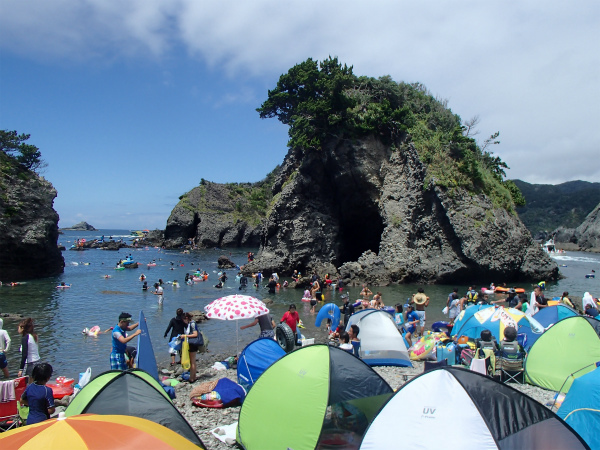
154 282 164 304
410 287 429 338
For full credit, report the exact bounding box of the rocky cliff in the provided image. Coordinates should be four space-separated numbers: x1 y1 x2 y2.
554 202 600 252
0 153 64 281
159 178 276 248
243 136 558 284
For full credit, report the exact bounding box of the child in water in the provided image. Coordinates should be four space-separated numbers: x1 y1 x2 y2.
21 363 55 425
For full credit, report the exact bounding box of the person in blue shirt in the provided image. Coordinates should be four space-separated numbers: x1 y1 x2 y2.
21 363 55 425
110 312 141 370
405 305 420 346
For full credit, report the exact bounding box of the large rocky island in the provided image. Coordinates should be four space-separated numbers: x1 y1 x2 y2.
157 58 558 284
0 134 64 282
554 202 600 252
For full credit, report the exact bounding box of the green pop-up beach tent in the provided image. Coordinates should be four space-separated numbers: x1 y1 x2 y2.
525 316 600 392
65 369 204 448
237 344 393 450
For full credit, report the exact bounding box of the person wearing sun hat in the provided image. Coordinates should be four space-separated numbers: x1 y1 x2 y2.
110 312 141 370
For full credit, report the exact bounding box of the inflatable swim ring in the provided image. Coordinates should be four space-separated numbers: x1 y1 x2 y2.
301 297 312 302
480 288 495 295
315 303 341 328
56 284 71 288
88 325 101 336
585 274 595 278
115 266 124 271
409 333 443 361
47 377 75 399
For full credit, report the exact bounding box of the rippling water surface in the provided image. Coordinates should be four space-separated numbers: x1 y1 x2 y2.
0 230 598 379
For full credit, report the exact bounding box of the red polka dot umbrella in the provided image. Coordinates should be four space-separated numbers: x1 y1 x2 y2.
204 294 269 321
204 295 270 352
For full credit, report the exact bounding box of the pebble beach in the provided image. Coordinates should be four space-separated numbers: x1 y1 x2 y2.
150 349 557 450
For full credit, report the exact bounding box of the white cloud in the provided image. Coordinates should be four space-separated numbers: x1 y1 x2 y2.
2 0 598 184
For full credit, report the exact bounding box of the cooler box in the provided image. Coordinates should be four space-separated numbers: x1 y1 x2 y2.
436 343 457 365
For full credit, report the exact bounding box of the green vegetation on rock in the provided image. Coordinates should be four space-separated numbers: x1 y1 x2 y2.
1 130 46 173
258 57 523 212
176 166 280 226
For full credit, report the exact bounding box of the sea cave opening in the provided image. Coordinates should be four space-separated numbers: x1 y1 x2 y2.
337 203 384 265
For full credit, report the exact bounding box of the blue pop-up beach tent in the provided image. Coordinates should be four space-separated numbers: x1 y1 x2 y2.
558 365 600 449
453 306 543 342
451 304 493 338
237 338 286 390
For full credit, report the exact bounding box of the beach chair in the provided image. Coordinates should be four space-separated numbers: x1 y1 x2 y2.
497 341 525 384
0 377 28 432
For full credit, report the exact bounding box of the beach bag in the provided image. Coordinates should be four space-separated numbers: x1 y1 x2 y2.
442 306 449 315
169 336 182 351
197 331 209 353
460 348 474 366
181 338 191 370
187 322 204 346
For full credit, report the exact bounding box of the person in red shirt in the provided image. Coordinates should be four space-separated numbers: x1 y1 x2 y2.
281 304 300 333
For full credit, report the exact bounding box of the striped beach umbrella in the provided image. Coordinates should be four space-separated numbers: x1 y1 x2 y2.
0 414 203 449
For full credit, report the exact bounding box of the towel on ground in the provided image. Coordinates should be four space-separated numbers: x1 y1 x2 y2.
210 422 238 445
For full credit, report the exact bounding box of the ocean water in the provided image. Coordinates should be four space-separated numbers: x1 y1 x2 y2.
0 229 598 380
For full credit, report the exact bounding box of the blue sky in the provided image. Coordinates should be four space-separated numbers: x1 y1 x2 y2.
1 1 598 229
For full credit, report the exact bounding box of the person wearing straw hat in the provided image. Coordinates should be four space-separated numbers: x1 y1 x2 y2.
410 287 429 338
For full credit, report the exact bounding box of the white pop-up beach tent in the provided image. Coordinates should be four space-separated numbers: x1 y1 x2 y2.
346 309 412 367
360 367 589 450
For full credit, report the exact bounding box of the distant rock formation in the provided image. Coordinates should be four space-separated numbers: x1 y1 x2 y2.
554 202 600 252
156 180 273 249
62 221 96 231
242 136 558 285
0 154 64 281
218 255 237 269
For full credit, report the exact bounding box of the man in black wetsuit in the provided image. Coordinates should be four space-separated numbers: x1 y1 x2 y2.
340 295 355 327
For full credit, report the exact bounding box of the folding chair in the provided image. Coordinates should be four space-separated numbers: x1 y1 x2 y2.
497 341 525 384
0 377 28 432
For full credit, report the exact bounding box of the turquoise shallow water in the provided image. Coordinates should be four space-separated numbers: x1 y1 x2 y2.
0 229 598 380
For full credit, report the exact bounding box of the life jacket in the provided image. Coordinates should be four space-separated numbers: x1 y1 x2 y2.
466 291 478 304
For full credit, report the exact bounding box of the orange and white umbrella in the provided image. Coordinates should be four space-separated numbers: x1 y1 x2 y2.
0 414 203 449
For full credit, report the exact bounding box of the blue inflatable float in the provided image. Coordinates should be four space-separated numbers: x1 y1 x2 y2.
315 303 341 328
